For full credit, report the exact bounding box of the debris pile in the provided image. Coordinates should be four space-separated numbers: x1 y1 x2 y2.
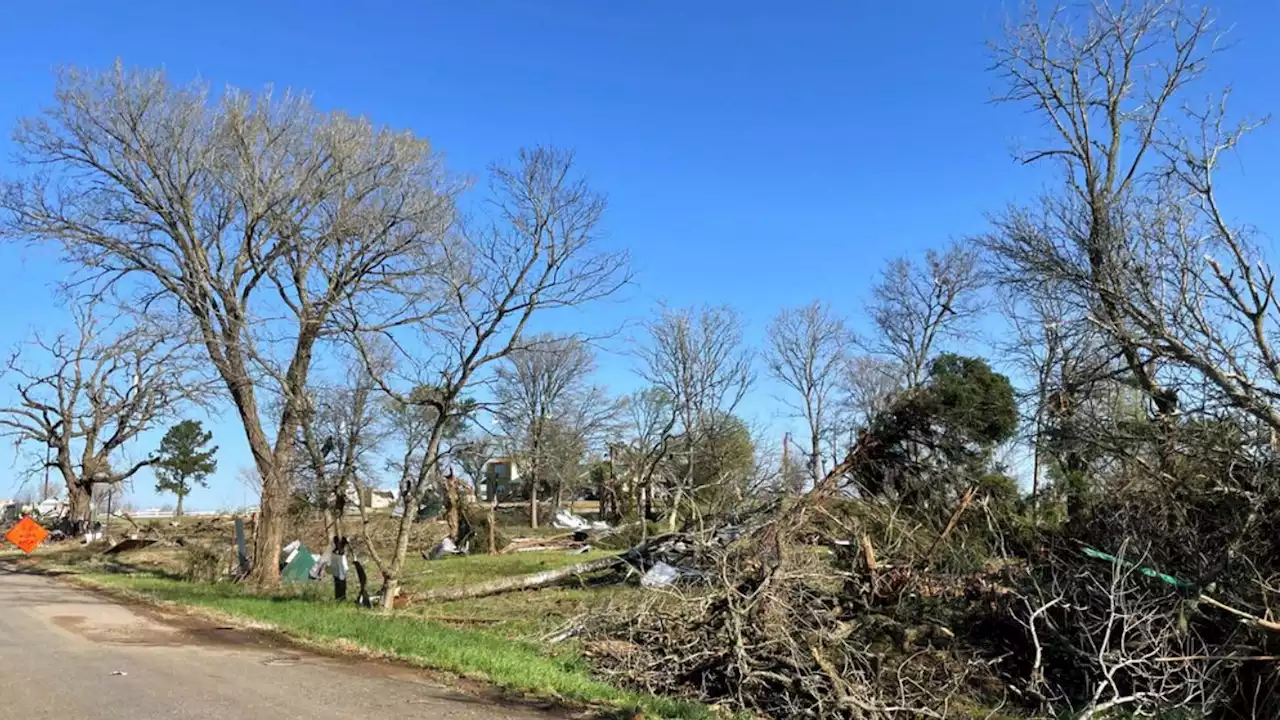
571 454 1280 719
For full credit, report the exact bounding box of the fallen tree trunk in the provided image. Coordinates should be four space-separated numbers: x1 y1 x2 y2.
417 555 627 603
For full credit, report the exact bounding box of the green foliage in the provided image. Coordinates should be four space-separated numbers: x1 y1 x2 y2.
857 354 1017 509
671 412 756 511
922 354 1018 444
154 420 218 513
976 472 1020 512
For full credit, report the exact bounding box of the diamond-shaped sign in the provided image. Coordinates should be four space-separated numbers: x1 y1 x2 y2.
5 516 49 554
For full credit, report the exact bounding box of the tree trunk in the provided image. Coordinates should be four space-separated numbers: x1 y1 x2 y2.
551 480 564 520
444 474 461 540
530 478 539 528
417 555 626 603
487 498 498 555
67 481 92 526
175 494 184 518
380 430 445 610
667 485 683 532
251 462 289 586
380 489 418 609
809 429 822 491
239 324 318 588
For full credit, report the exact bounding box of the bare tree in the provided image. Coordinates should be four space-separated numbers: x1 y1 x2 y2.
493 334 618 526
766 302 850 485
293 362 385 539
236 465 262 501
864 242 983 388
609 387 677 525
1 64 457 583
832 354 902 466
0 302 194 527
636 305 754 529
354 146 628 607
983 1 1223 425
840 356 901 429
451 431 493 495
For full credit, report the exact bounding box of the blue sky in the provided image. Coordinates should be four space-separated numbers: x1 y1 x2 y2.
2 1 1279 509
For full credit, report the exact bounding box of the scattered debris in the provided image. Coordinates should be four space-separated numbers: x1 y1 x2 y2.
425 536 464 560
639 561 679 589
551 508 609 532
279 541 318 583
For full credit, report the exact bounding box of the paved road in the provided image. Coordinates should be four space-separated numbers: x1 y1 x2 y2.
0 568 559 719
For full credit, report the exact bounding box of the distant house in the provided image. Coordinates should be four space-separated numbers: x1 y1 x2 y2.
343 485 398 512
481 457 522 502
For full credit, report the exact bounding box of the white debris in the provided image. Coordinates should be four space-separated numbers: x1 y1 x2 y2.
428 536 462 559
552 508 591 531
640 561 680 589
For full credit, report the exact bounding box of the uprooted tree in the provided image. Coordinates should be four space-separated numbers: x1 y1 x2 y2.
0 63 457 584
0 302 194 527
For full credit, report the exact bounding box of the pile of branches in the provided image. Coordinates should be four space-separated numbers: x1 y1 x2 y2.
580 457 1280 719
579 458 1018 719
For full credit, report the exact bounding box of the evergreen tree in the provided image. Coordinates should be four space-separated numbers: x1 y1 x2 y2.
155 420 219 517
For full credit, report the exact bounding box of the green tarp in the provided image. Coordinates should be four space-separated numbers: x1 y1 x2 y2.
281 543 317 583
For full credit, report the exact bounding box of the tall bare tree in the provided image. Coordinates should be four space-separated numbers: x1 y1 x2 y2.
864 242 983 388
766 302 849 485
636 305 754 528
493 334 617 526
980 0 1280 532
983 0 1216 423
1 64 456 583
355 146 628 606
0 302 194 527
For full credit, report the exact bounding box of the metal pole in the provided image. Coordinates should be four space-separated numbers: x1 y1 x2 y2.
104 484 114 541
42 445 51 501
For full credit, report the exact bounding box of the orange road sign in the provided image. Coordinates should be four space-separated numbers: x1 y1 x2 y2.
5 516 49 554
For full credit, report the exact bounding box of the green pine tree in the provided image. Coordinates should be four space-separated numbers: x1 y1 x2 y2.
154 420 219 517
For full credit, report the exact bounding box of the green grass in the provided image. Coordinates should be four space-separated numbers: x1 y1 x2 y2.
392 549 645 637
79 572 709 719
399 548 619 589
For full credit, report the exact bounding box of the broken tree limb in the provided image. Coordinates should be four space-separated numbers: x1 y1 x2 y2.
923 485 977 567
416 555 628 603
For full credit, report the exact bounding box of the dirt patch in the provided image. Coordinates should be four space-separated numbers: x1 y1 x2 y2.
50 613 182 646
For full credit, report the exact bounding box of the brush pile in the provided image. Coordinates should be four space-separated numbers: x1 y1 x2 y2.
580 458 1280 719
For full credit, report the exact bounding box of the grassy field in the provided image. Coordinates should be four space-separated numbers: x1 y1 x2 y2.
1 518 708 720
